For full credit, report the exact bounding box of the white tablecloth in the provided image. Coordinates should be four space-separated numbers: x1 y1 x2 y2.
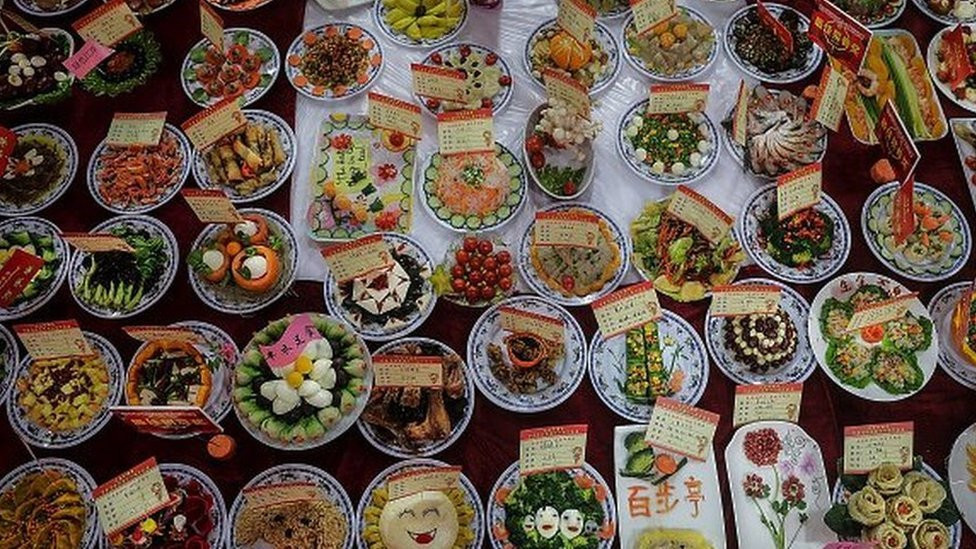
291 0 760 283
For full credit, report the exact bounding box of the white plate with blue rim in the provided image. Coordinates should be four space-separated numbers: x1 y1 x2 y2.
373 0 469 49
705 277 816 385
416 42 514 116
0 324 18 405
0 216 69 321
723 3 823 85
356 337 475 458
620 7 719 82
523 17 621 97
7 330 123 449
927 282 976 391
467 294 585 413
228 463 355 549
0 123 78 216
356 458 485 549
87 123 192 215
737 183 851 284
588 308 708 423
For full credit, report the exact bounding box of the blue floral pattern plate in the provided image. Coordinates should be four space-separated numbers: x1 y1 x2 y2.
523 18 621 97
0 217 69 321
928 282 976 391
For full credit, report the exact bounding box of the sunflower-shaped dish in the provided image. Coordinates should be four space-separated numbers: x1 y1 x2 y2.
286 24 383 101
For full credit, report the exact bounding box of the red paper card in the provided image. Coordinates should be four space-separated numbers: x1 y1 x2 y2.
0 249 45 308
111 406 222 437
756 0 793 55
875 101 919 245
0 126 18 187
809 0 872 73
943 25 974 89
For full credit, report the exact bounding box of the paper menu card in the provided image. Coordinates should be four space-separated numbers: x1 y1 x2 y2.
110 406 223 437
73 0 142 48
808 64 849 132
843 421 914 473
321 234 394 283
520 424 588 475
387 466 461 500
777 162 822 219
411 63 467 103
613 425 727 549
199 0 224 48
372 355 443 388
665 186 733 245
181 189 243 223
543 68 590 119
14 319 94 359
123 325 202 343
94 458 174 537
647 83 708 114
257 313 324 370
499 306 565 344
733 383 803 427
0 249 45 308
368 92 422 139
557 0 597 46
942 25 975 88
60 232 134 253
629 0 677 36
591 281 662 338
243 482 322 509
105 112 166 147
62 40 115 80
533 211 600 249
644 397 719 462
875 101 919 245
731 80 749 147
436 109 494 156
181 96 247 151
0 126 15 176
710 284 781 317
844 293 917 332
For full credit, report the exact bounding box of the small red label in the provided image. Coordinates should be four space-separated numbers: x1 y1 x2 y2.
0 126 17 177
756 0 793 55
0 249 45 308
943 25 975 89
62 40 114 79
875 101 919 246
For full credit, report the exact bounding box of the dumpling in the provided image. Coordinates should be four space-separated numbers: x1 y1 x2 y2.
910 519 951 549
887 495 923 531
869 463 904 496
865 521 908 549
848 486 886 526
901 472 947 513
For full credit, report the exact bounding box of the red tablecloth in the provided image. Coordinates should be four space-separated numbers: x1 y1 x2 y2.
1 1 975 547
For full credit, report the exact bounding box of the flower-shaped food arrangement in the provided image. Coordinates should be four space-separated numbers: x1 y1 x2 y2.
375 0 467 47
489 461 616 548
106 464 225 548
286 24 382 101
88 124 191 214
0 30 74 110
418 43 513 114
431 236 516 307
308 114 415 241
722 86 827 179
525 99 601 199
181 28 279 107
826 460 961 548
526 18 617 95
620 101 717 185
726 422 835 548
81 30 161 97
0 124 77 215
233 314 372 450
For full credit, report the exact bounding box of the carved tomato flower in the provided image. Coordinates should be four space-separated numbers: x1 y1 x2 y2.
781 475 806 505
377 163 398 181
331 134 352 150
743 473 768 499
375 209 400 231
743 428 782 467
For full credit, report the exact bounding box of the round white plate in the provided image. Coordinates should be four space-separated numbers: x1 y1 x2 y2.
518 202 630 306
357 337 475 458
738 184 851 284
87 123 192 214
487 460 616 549
0 324 18 405
181 28 280 108
7 331 123 449
188 208 298 315
0 123 78 216
356 458 485 549
588 308 708 422
723 3 823 84
285 23 383 101
191 110 296 203
467 295 585 413
228 463 355 549
416 42 514 116
948 423 976 537
323 232 436 342
373 0 469 49
620 8 719 82
617 99 719 186
911 0 976 26
808 272 939 401
927 282 976 391
12 0 90 17
927 27 976 115
0 217 68 320
705 277 816 385
862 181 971 282
68 214 178 319
523 17 621 97
0 457 99 548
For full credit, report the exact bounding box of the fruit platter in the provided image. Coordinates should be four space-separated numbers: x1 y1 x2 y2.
420 141 526 232
416 42 513 115
181 28 280 108
524 17 619 95
374 0 468 48
809 272 939 401
307 113 415 241
187 209 298 315
232 313 373 450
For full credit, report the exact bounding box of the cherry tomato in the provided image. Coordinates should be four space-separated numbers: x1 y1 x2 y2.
481 97 493 109
451 265 465 278
561 276 575 291
499 277 513 291
465 286 480 302
452 278 467 292
484 271 498 285
525 134 544 155
478 240 493 255
499 263 513 277
459 44 472 57
468 270 483 284
481 286 495 300
530 151 545 170
562 180 577 195
469 256 483 270
426 98 441 110
483 257 497 271
430 52 443 65
499 74 512 86
463 236 478 253
485 52 498 65
455 249 470 265
496 251 512 264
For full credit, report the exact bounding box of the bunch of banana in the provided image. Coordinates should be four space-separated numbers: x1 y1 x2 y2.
967 443 976 491
382 0 464 41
